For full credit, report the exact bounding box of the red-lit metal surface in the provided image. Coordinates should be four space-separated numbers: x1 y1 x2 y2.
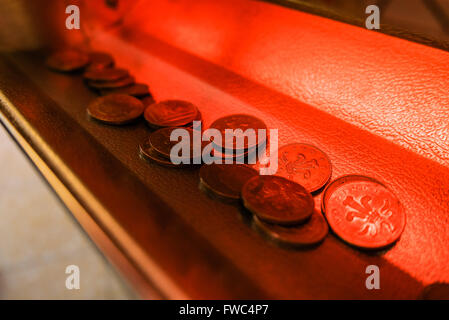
1 0 448 298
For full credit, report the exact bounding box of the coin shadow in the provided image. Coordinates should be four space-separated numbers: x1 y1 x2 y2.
86 113 146 127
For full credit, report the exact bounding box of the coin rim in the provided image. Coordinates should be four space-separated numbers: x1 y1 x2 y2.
252 211 328 248
83 67 129 81
199 163 259 200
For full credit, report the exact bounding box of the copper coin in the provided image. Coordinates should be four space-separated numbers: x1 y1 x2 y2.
200 163 259 200
46 49 90 72
253 211 328 248
139 139 186 168
88 75 135 89
212 146 257 165
87 94 144 125
101 83 150 98
88 51 114 70
276 143 332 193
83 67 129 81
141 95 156 107
144 100 198 128
209 114 267 151
242 175 314 225
149 127 204 161
322 175 406 250
421 282 449 300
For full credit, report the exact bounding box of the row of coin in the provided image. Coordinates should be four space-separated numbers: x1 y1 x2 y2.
46 48 448 299
46 48 406 252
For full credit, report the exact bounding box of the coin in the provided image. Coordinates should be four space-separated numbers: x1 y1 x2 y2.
253 210 328 248
421 282 449 300
101 83 150 98
242 175 314 225
209 114 267 151
83 67 129 81
88 51 114 70
200 163 259 200
87 94 145 125
141 95 156 107
322 175 406 250
46 49 90 72
88 75 135 89
276 143 332 193
149 127 199 160
139 139 186 168
144 100 198 128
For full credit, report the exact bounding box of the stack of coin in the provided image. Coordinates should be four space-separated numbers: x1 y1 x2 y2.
208 114 267 163
87 94 145 125
140 127 205 167
144 100 201 129
199 163 259 202
322 175 406 250
242 175 328 248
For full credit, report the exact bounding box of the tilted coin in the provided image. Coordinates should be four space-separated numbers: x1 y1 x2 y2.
276 143 332 193
87 94 144 125
242 175 314 225
101 83 150 98
200 163 259 200
46 49 90 72
139 139 186 168
144 100 198 128
149 127 205 162
209 114 267 152
88 75 135 89
253 210 328 248
140 95 156 107
83 67 129 81
322 175 406 250
421 282 449 300
87 51 114 70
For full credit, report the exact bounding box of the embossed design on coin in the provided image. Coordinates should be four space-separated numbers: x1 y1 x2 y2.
200 164 259 200
277 143 332 193
87 94 144 125
322 175 406 250
46 49 90 72
253 211 328 248
144 100 198 128
242 175 314 225
209 114 267 151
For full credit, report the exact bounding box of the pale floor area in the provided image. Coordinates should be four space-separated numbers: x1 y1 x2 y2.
0 125 135 299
